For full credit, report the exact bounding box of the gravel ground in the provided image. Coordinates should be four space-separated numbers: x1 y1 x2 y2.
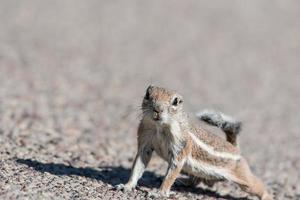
0 1 300 199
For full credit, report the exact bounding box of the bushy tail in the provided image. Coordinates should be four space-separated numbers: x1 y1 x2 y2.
196 110 242 147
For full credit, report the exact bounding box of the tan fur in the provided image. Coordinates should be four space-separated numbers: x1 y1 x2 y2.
116 86 272 200
190 140 232 167
191 125 239 154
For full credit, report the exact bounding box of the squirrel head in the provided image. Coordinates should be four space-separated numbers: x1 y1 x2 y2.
141 85 184 125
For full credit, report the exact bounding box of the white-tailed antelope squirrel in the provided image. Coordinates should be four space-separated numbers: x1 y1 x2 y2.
116 86 272 200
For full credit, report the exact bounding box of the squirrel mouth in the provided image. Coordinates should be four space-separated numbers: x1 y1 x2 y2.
152 112 161 121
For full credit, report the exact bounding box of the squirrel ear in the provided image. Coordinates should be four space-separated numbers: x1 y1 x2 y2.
146 85 153 92
145 85 153 100
147 84 153 89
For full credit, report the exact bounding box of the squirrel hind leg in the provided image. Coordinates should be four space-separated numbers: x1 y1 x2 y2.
229 158 273 200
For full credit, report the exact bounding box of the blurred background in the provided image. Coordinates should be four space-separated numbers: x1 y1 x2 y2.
0 0 299 199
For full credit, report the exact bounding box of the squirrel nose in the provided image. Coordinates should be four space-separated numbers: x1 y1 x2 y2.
153 106 163 120
153 106 163 114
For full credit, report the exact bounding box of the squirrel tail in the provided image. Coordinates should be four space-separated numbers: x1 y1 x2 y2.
196 110 242 147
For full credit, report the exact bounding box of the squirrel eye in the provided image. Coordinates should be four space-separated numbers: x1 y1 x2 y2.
172 97 182 106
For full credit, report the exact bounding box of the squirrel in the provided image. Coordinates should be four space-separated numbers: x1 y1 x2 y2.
116 85 272 200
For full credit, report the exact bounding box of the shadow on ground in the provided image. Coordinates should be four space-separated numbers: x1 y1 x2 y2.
16 158 248 200
15 158 161 188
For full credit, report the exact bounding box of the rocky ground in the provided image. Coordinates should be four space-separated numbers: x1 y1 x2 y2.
0 1 300 199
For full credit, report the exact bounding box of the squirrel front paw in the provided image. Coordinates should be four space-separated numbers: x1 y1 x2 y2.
147 190 162 199
147 190 175 199
115 183 134 192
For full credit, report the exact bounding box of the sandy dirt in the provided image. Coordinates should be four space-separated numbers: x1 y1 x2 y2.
0 0 300 199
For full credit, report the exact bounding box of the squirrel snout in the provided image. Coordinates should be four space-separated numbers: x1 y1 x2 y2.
153 105 163 113
153 107 163 121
